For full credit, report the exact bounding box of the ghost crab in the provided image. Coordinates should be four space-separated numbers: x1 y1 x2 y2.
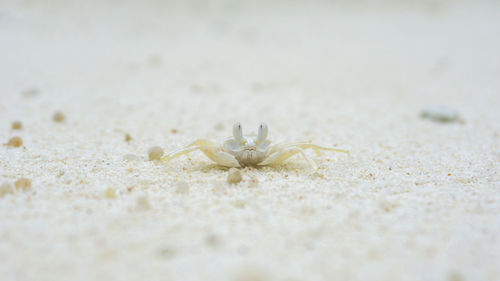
162 122 349 169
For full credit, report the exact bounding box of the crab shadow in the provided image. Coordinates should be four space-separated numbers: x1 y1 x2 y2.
191 161 311 174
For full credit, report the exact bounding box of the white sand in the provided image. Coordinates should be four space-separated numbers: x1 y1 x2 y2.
1 1 500 280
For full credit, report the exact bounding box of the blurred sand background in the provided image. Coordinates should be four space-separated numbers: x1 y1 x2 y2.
1 0 500 280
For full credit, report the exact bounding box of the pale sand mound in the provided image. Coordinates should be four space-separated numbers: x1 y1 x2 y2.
1 1 500 280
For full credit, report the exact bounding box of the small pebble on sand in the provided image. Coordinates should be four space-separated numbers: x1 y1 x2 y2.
53 111 66 122
148 146 164 161
14 178 31 191
11 121 22 130
105 188 116 199
420 105 460 123
0 182 15 197
125 133 132 142
7 136 23 147
227 168 242 184
175 181 189 194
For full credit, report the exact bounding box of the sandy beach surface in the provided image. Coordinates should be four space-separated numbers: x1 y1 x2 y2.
1 1 500 280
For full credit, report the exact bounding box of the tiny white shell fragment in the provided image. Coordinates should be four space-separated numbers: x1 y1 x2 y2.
124 154 140 161
420 105 460 123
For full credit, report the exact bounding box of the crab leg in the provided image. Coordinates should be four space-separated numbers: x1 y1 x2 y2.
162 139 240 167
211 151 240 168
270 141 349 156
161 146 200 162
288 143 350 156
259 147 318 169
162 139 214 162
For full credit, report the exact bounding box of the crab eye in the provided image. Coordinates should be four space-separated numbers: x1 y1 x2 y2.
233 122 243 141
257 122 268 142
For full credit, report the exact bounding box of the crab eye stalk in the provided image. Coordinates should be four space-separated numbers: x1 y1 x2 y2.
257 122 268 142
233 122 243 141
